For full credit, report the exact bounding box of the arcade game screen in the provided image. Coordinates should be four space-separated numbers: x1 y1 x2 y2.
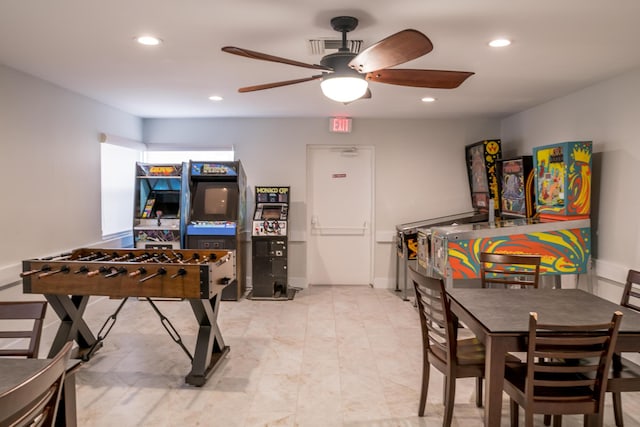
261 206 282 220
192 183 238 221
149 192 180 218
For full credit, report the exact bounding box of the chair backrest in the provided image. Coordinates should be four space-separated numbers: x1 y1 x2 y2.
0 341 72 427
479 252 541 288
409 266 456 364
0 301 48 358
525 311 622 412
621 269 640 312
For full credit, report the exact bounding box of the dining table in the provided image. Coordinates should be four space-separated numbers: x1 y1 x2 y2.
446 288 640 427
0 357 80 426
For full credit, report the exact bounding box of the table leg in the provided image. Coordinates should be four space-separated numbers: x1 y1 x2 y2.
45 294 97 358
185 294 229 386
484 335 509 426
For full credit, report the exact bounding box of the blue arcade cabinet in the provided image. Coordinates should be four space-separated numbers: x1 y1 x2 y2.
184 161 247 300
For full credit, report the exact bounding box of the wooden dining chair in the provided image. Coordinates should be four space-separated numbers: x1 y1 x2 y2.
0 301 48 358
479 252 541 288
0 340 73 427
409 266 485 426
504 311 622 427
609 269 640 427
544 269 640 427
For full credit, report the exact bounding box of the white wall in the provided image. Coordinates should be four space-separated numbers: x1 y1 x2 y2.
0 64 142 286
5 59 637 296
143 117 500 287
501 66 640 300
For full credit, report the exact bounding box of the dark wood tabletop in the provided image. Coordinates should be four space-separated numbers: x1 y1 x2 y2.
447 288 640 334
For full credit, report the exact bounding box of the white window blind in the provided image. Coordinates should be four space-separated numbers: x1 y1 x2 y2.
100 143 141 236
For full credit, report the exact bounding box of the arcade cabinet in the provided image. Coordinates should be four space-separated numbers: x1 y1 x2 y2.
533 141 592 221
249 186 294 300
184 161 247 300
465 139 502 215
498 156 536 219
133 163 185 249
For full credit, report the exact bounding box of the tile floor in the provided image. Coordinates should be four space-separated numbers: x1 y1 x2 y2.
33 285 640 426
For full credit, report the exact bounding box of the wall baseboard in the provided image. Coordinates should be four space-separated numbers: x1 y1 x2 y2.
594 258 628 283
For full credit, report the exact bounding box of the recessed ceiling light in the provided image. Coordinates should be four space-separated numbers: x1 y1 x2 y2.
421 97 436 103
136 36 162 46
208 95 223 101
489 38 511 48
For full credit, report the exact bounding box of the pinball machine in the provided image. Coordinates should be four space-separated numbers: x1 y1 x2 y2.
464 139 502 215
497 156 536 219
21 248 235 386
404 140 501 295
429 141 593 288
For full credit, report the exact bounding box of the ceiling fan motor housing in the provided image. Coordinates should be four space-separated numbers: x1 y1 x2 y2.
320 51 363 79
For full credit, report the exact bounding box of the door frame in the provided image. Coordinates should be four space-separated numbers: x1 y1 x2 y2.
305 144 375 286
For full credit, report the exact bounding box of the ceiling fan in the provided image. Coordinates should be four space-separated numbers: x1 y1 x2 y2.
222 16 474 104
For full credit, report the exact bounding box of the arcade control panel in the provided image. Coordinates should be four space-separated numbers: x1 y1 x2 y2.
253 219 287 236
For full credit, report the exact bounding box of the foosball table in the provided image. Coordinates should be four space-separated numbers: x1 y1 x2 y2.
21 248 235 386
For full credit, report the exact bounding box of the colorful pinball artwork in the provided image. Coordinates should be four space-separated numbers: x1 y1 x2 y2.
533 141 592 220
442 226 590 279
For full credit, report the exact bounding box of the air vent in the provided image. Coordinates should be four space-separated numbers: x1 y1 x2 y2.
308 39 362 55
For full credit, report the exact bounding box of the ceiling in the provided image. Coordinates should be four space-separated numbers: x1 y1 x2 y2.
1 1 640 120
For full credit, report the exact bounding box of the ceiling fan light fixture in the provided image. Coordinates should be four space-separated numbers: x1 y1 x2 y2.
320 76 368 103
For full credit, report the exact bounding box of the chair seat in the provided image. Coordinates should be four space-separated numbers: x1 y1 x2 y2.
457 337 486 365
430 337 485 365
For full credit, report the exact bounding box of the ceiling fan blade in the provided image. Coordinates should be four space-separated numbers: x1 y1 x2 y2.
365 69 474 89
343 88 372 105
238 75 324 93
349 30 434 74
222 46 331 71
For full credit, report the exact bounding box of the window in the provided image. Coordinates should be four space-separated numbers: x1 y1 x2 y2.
144 149 234 163
100 143 142 237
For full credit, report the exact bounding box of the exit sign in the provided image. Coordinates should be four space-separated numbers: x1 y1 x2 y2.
330 117 352 133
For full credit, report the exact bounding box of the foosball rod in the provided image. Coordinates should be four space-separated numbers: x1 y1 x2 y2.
139 267 166 283
20 265 51 277
38 265 70 278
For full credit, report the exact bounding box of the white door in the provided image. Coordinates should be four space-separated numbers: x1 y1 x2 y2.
307 145 374 285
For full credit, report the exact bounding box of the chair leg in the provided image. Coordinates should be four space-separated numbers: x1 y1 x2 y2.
544 414 551 425
510 399 519 427
418 360 430 416
475 376 483 407
525 408 534 427
552 415 562 427
612 391 624 427
443 374 456 427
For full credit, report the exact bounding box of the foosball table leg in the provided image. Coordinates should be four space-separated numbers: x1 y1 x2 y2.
185 294 229 386
45 294 100 359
